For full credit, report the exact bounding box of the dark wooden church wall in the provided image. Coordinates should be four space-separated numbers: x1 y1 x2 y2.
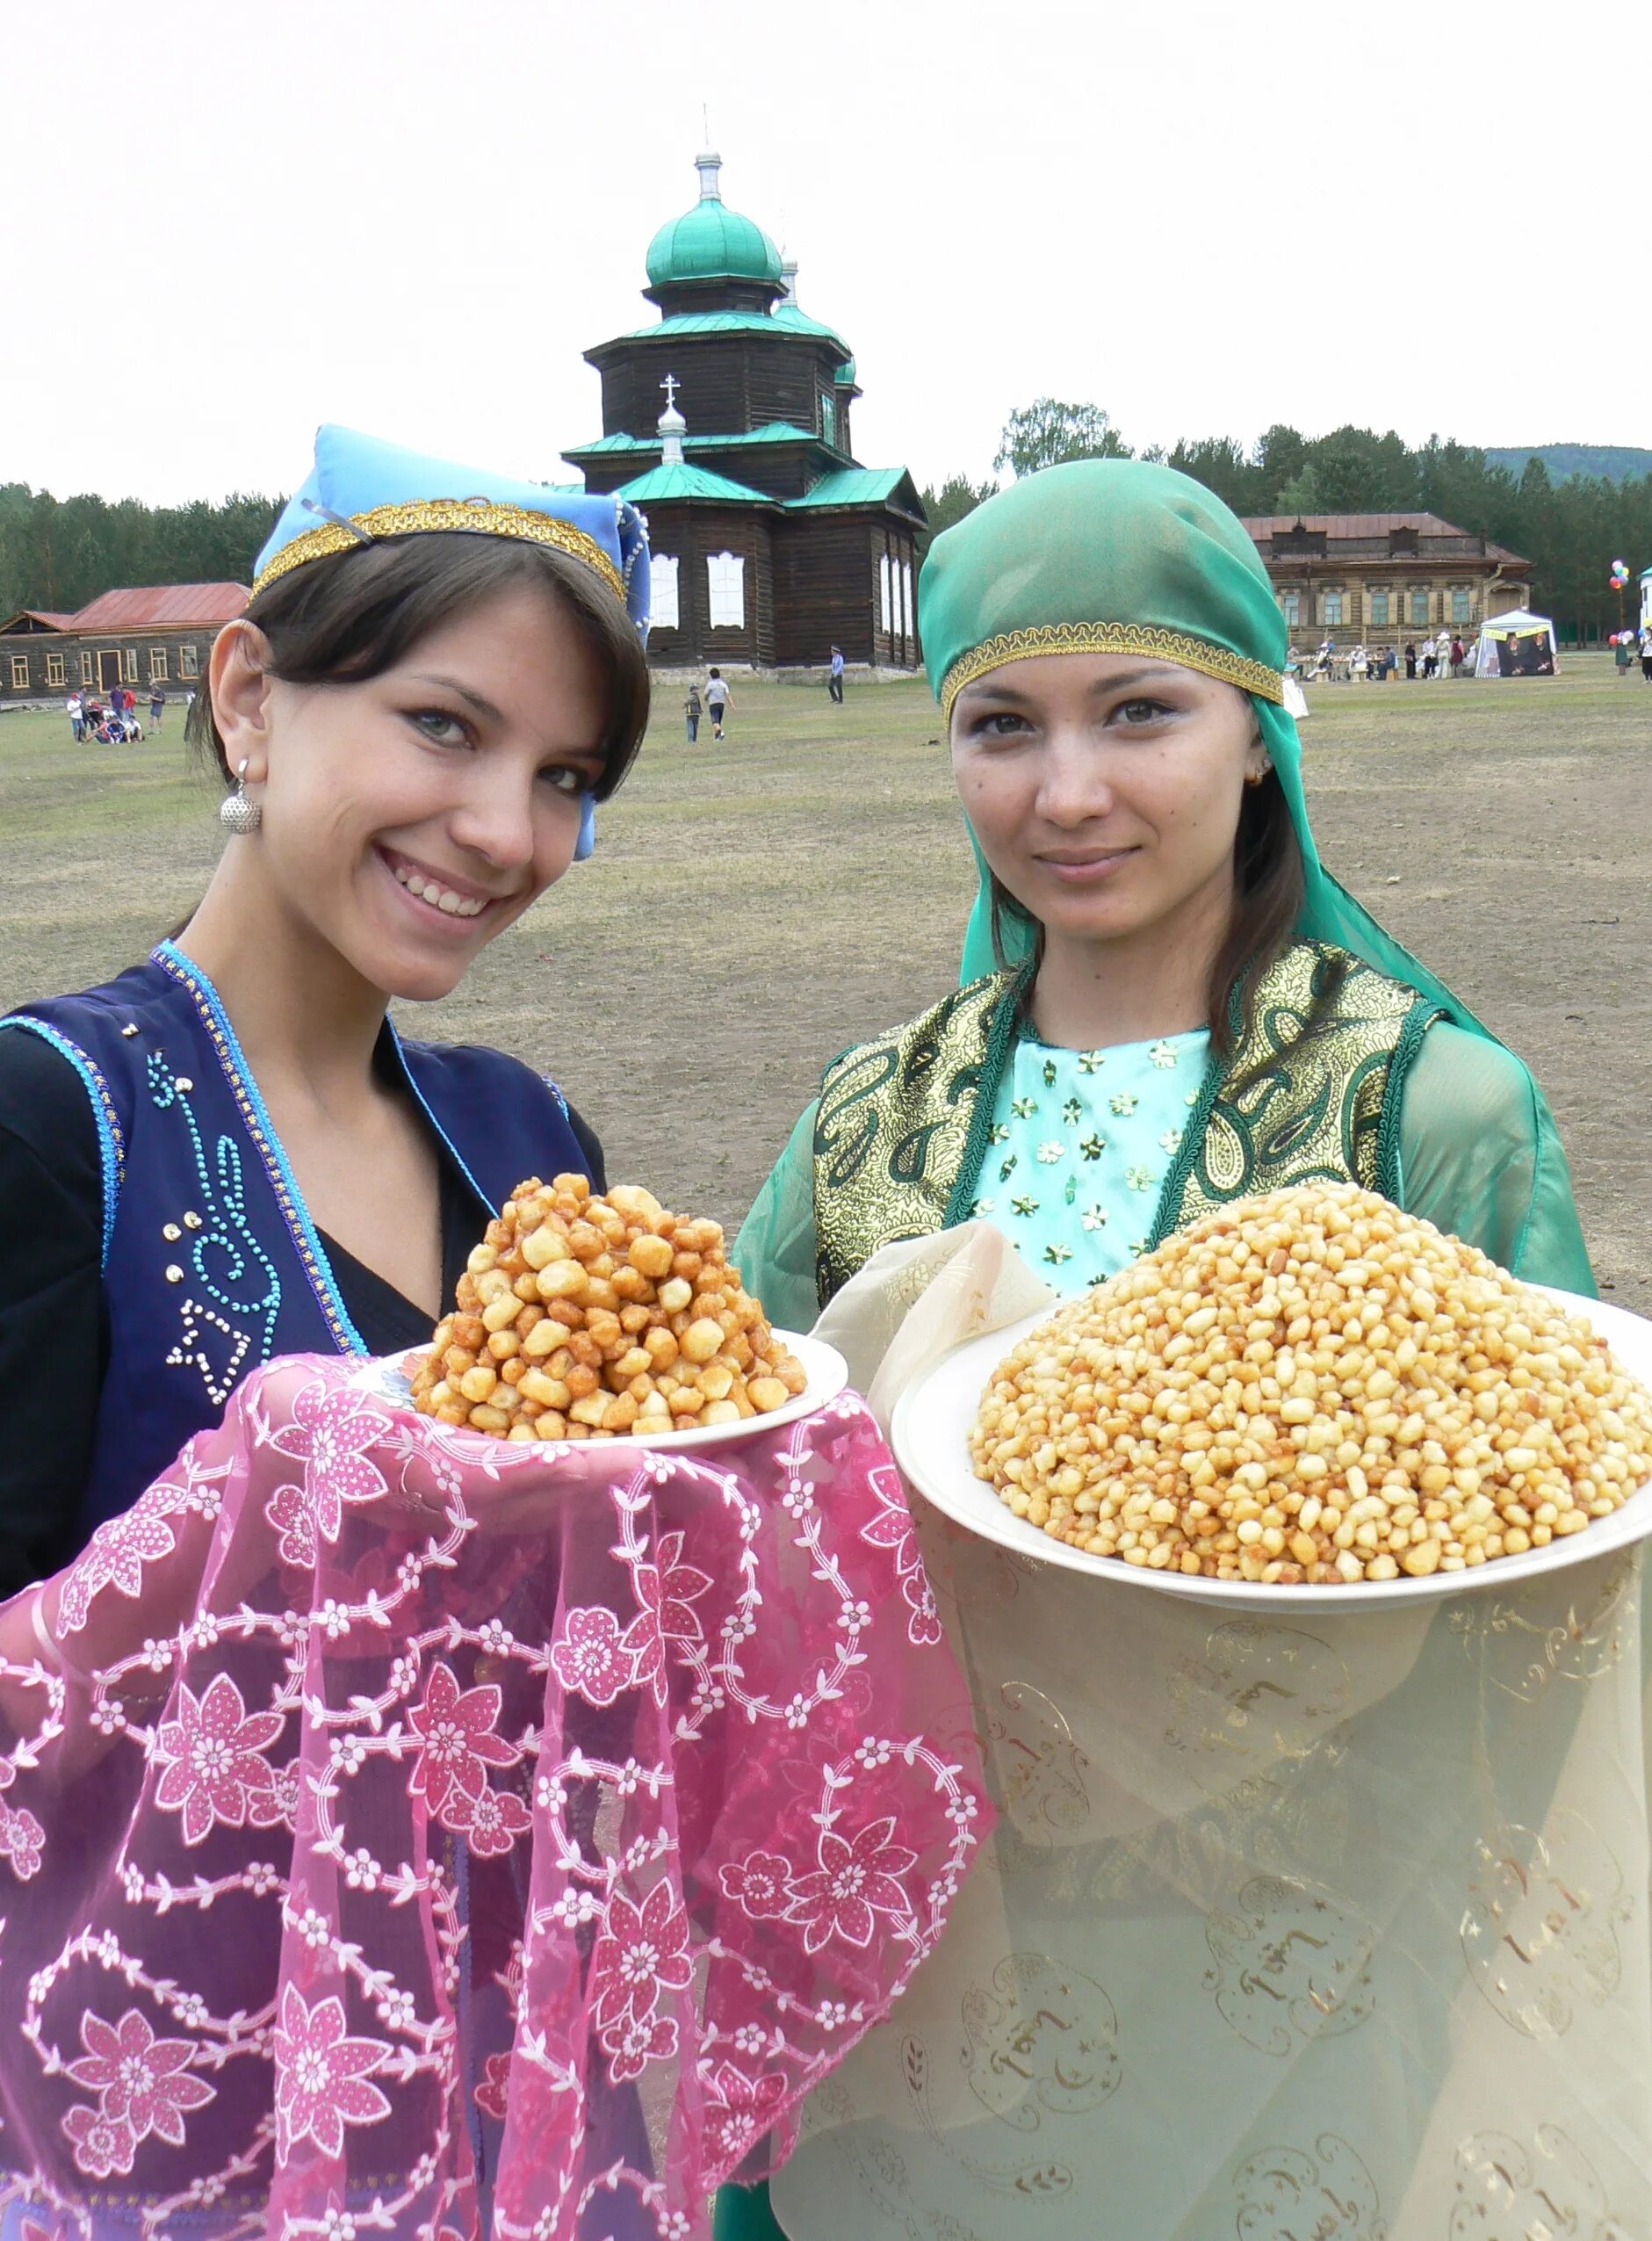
869 524 920 669
770 517 877 666
643 508 776 669
595 336 837 442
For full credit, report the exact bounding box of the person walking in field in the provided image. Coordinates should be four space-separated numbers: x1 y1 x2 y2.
66 691 84 742
149 682 166 732
827 645 845 704
684 683 703 742
705 667 732 739
1641 630 1652 683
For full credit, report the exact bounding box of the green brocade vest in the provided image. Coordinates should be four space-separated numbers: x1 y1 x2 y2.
812 939 1442 1305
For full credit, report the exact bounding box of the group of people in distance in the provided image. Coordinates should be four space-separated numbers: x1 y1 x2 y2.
66 681 166 743
0 423 1601 2235
1299 631 1469 681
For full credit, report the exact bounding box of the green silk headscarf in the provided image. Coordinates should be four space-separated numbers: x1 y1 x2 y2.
922 457 1494 1038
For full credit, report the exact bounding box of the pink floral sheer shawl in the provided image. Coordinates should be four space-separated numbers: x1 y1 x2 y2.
0 1355 989 2240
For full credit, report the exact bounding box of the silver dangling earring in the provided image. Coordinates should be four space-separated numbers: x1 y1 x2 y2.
220 758 262 834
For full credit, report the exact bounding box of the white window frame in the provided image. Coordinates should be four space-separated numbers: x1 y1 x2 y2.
80 650 95 684
650 554 680 632
46 650 66 686
707 551 745 630
178 644 200 679
901 560 913 640
9 654 29 689
879 552 892 634
149 647 169 680
1323 590 1344 627
120 647 139 682
1281 590 1300 628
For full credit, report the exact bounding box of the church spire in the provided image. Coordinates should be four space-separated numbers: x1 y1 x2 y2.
658 372 687 466
695 148 721 202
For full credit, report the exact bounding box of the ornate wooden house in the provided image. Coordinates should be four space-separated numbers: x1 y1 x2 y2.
561 153 925 670
1242 514 1532 648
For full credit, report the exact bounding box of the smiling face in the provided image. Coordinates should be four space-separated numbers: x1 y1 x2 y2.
949 652 1268 958
213 582 608 1002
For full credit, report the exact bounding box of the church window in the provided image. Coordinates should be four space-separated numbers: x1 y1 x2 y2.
707 552 746 629
820 394 837 446
879 553 892 634
1451 587 1470 625
1280 590 1300 628
9 655 29 689
1410 589 1430 626
179 644 199 678
46 651 66 686
1369 590 1389 627
1322 590 1343 627
651 554 681 631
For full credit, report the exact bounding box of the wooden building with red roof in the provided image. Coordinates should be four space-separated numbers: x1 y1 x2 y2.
0 582 247 703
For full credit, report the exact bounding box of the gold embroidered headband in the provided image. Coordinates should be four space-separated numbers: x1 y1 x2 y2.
940 621 1287 723
250 498 628 607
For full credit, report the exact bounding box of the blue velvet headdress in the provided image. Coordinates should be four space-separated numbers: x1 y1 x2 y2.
255 425 650 631
254 426 650 859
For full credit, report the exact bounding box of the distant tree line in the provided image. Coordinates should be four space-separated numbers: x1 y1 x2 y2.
0 484 281 619
921 401 1652 639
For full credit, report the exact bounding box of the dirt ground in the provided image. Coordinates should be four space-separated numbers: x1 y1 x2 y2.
2 655 1648 1308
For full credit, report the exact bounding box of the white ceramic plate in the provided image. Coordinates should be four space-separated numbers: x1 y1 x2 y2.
891 1288 1652 1613
354 1329 849 1452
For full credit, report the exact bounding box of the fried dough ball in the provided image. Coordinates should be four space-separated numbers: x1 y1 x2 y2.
411 1175 809 1443
970 1182 1652 1586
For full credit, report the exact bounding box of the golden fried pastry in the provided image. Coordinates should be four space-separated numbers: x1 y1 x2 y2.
971 1182 1652 1585
411 1175 808 1442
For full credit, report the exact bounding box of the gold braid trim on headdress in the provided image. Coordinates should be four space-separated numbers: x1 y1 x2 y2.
251 499 626 605
940 622 1286 721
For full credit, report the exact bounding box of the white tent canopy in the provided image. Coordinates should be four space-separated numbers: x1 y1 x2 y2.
1473 607 1559 677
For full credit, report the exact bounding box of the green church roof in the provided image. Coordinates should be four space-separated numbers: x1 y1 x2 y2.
617 461 772 504
568 423 823 458
610 307 852 356
789 468 916 510
646 198 782 289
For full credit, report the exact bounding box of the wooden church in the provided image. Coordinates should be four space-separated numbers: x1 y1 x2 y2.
561 152 926 670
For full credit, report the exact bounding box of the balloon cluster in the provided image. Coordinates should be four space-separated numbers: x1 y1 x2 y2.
1610 558 1631 589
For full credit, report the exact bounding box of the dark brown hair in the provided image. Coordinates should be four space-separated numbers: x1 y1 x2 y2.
989 764 1329 1062
186 531 651 799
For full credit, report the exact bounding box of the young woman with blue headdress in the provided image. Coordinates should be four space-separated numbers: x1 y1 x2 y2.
0 425 651 1587
716 462 1614 2239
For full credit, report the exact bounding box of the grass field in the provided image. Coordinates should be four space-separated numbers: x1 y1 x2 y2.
3 655 1649 1307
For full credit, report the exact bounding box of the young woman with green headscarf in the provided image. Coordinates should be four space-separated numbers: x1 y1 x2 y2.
717 461 1606 2241
738 458 1590 1326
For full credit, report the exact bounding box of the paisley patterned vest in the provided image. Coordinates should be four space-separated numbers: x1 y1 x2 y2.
812 940 1441 1305
3 943 591 1541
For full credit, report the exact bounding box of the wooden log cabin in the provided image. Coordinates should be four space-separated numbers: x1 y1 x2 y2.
561 152 925 672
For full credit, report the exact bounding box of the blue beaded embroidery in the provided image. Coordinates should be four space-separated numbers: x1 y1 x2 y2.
154 943 369 1355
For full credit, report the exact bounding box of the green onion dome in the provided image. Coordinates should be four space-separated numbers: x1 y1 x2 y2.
646 153 783 288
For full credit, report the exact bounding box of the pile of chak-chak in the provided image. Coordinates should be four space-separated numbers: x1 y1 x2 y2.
412 1174 807 1442
971 1182 1652 1586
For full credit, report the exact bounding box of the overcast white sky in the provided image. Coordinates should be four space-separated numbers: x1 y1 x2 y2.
1 0 1637 506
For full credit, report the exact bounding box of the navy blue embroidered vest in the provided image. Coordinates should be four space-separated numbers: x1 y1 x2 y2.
3 943 590 1542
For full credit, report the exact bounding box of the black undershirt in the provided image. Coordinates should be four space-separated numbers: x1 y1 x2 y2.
0 1030 604 1599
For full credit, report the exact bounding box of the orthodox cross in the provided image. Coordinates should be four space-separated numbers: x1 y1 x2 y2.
660 372 681 412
